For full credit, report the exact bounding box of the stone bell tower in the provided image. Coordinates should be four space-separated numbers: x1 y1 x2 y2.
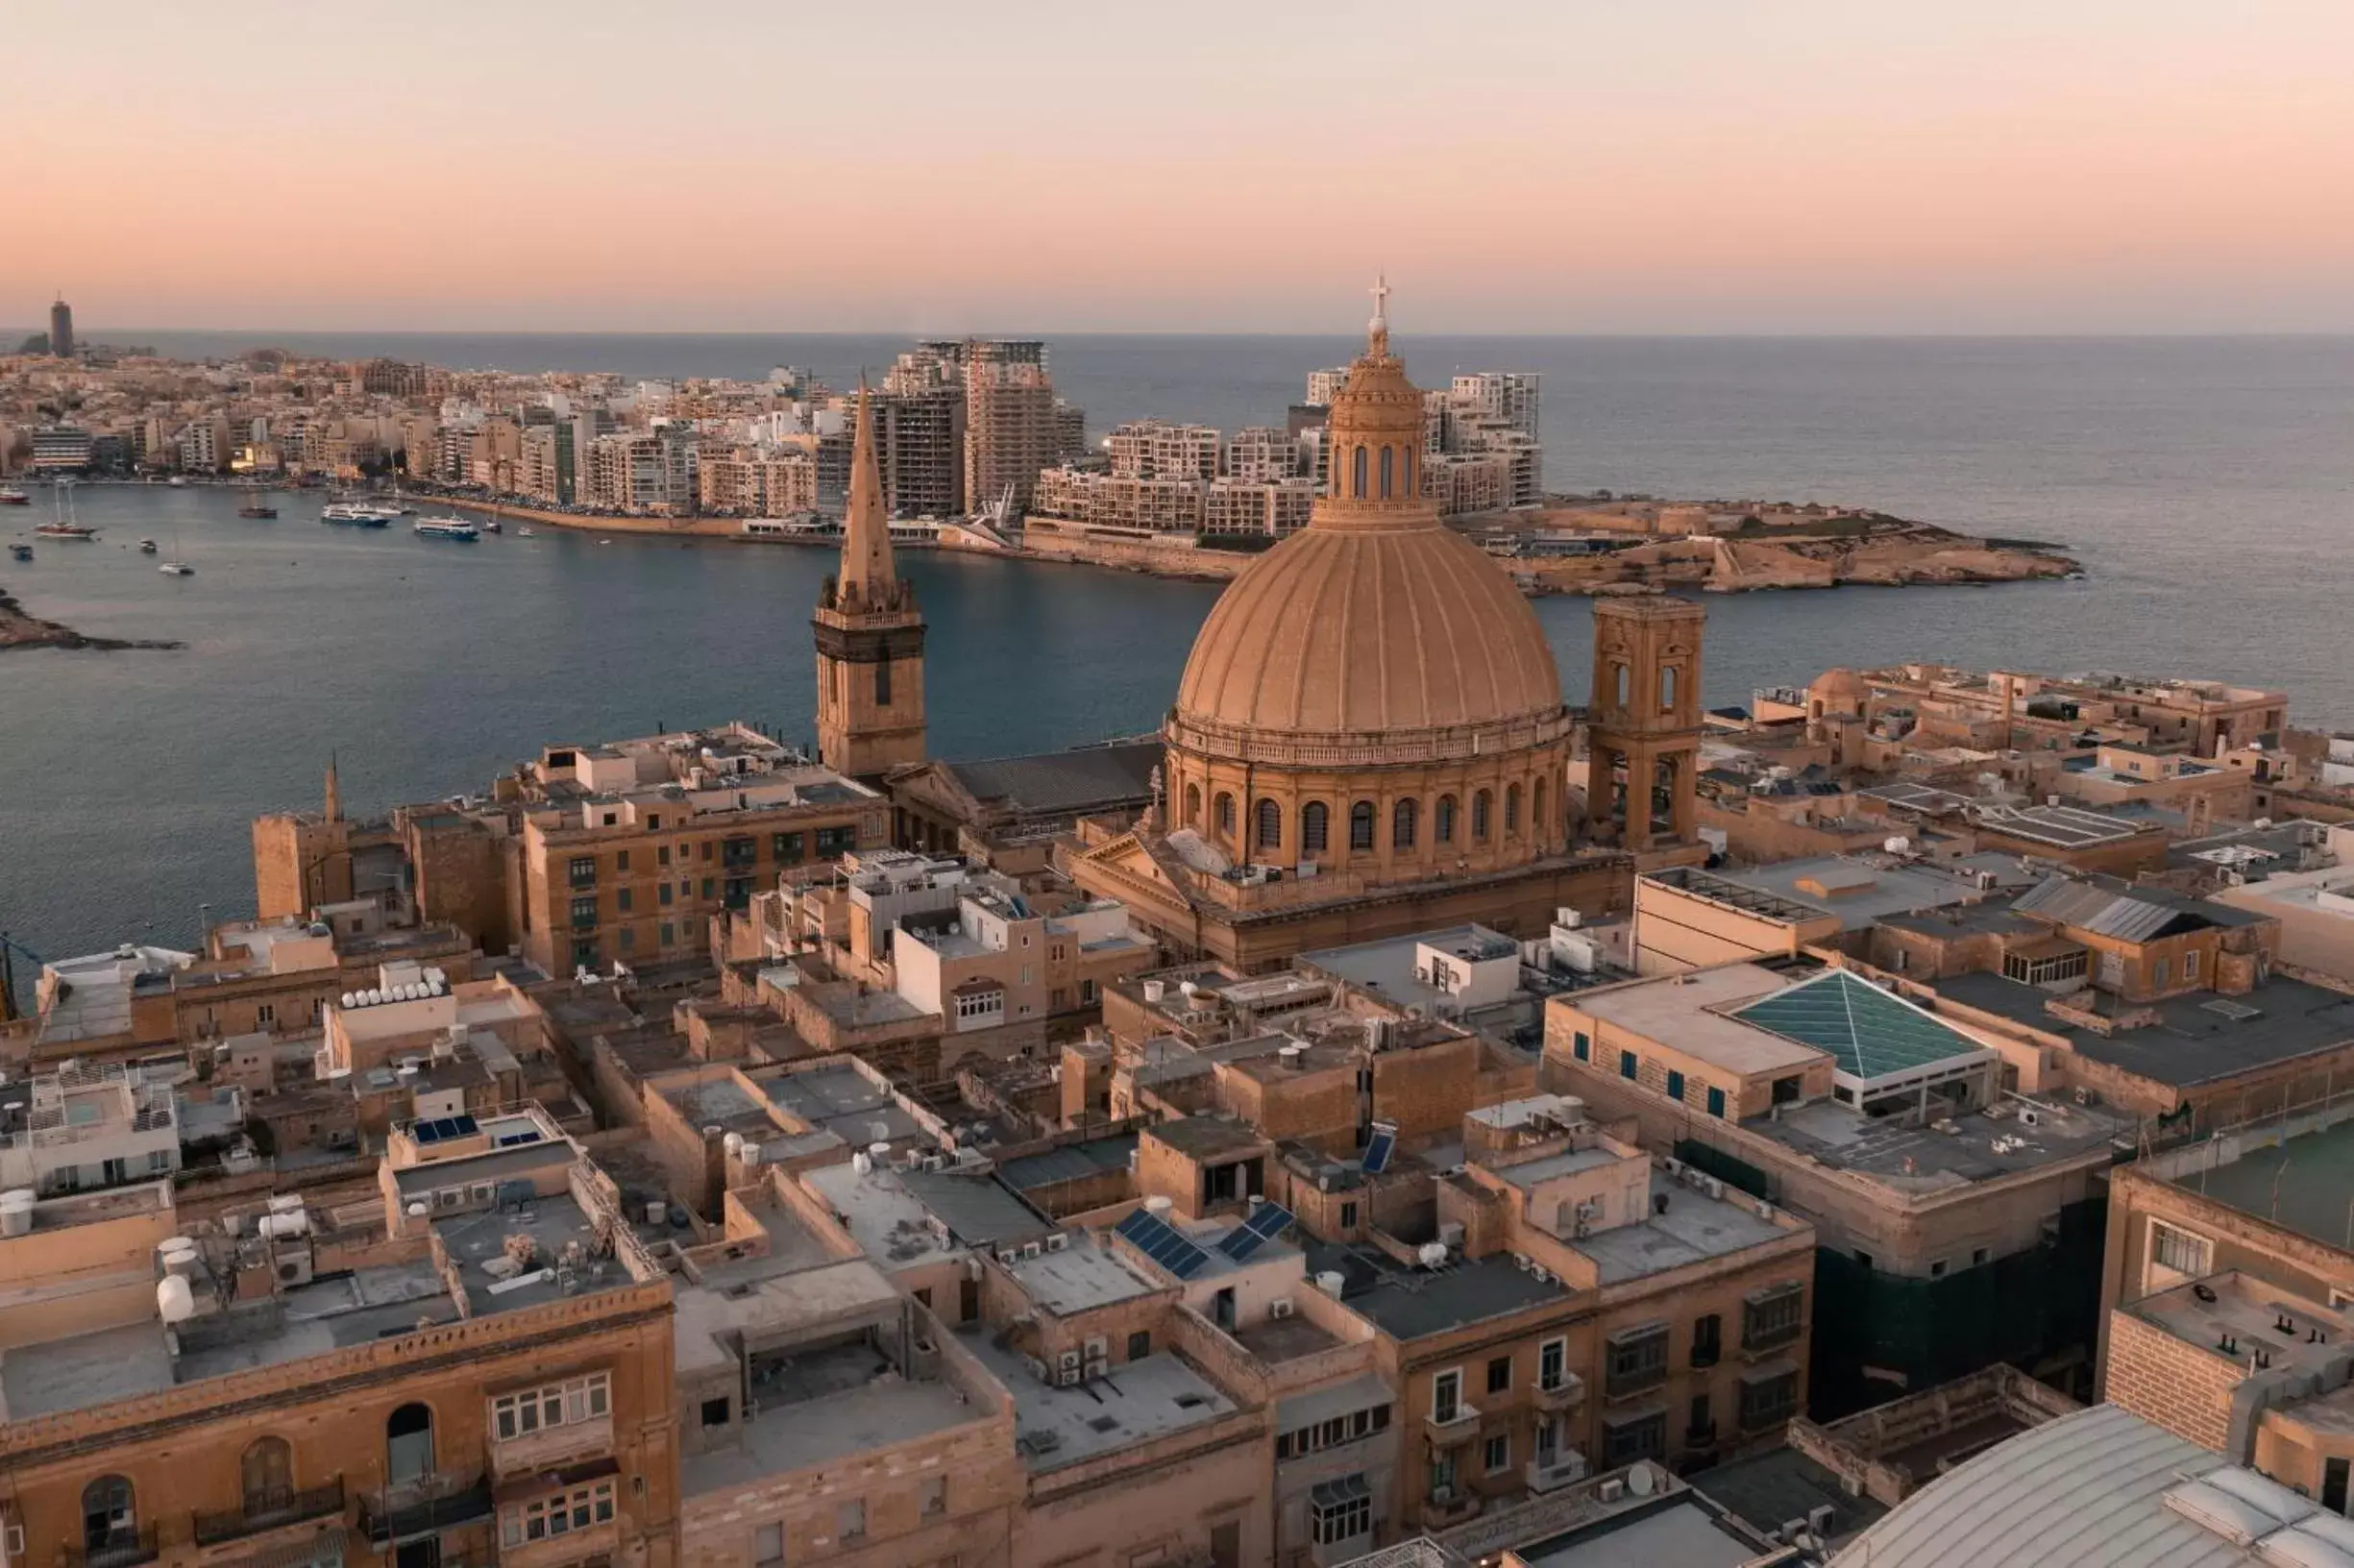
814 387 926 780
1586 598 1704 854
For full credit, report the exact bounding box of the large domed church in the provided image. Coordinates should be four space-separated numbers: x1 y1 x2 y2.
1071 285 1705 969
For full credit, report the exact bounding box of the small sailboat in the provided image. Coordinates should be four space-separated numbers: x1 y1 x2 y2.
138 538 159 554
35 485 95 540
159 513 194 575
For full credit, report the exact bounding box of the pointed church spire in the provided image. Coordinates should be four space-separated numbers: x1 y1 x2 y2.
840 381 895 606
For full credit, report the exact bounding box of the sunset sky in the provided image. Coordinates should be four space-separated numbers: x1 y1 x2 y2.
11 0 2354 333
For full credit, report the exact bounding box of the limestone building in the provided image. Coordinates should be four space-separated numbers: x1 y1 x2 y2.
813 390 927 782
1072 285 1691 970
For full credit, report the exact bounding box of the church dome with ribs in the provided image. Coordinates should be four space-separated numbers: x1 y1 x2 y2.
1161 283 1571 882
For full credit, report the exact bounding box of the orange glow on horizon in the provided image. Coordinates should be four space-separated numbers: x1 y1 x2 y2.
11 1 2354 333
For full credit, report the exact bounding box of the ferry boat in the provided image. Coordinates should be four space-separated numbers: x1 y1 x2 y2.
159 560 195 576
414 517 480 542
0 487 29 506
139 538 159 554
321 502 398 527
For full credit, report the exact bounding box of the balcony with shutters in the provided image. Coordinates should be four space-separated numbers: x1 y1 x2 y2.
60 1529 158 1568
489 1411 615 1483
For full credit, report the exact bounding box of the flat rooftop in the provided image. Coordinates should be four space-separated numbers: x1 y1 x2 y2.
2170 1115 2354 1252
660 1074 778 1136
1004 1236 1158 1315
432 1192 635 1316
0 1258 457 1419
1574 1174 1794 1286
960 1331 1239 1472
2126 1270 2354 1384
1330 1251 1570 1341
681 1340 987 1493
1148 1115 1265 1162
763 1062 923 1145
1753 1093 2129 1189
1933 970 2354 1089
1516 1496 1760 1568
1700 857 1990 934
1567 965 1820 1079
998 1134 1139 1194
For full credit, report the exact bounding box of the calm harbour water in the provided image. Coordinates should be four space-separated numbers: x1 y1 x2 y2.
3 333 2351 992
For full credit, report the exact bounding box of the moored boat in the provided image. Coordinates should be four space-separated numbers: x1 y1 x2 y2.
414 517 480 541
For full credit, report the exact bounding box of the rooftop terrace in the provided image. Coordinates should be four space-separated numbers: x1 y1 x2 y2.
960 1330 1240 1472
1573 1173 1796 1286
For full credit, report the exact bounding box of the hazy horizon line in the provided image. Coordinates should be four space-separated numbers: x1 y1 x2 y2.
21 324 2354 345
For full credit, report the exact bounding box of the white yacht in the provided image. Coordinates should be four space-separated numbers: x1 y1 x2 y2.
414 517 480 542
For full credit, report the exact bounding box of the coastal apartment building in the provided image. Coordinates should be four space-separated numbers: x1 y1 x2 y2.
1108 418 1222 481
1542 960 2134 1413
963 343 1064 513
695 447 817 516
0 1108 680 1568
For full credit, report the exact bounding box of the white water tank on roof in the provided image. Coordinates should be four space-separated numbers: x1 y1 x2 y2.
723 1133 745 1159
1417 1241 1451 1268
1316 1270 1346 1299
869 1141 892 1164
157 1274 195 1324
1144 1194 1174 1217
0 1189 34 1238
1141 980 1165 1003
852 1151 872 1176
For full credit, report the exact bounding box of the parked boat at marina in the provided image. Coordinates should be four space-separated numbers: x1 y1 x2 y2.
414 517 480 541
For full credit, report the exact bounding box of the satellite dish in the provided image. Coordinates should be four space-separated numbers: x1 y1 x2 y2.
1627 1461 1655 1497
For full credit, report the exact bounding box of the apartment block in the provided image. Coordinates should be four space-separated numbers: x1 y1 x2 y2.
1203 477 1317 538
1030 465 1205 532
696 447 818 516
1225 426 1306 482
0 1113 679 1568
506 726 890 976
1108 419 1221 482
1544 961 2133 1413
0 1060 181 1197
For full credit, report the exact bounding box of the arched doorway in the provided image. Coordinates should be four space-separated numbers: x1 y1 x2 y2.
82 1476 135 1554
387 1402 435 1485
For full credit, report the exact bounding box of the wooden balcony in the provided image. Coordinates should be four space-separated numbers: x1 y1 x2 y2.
488 1413 613 1483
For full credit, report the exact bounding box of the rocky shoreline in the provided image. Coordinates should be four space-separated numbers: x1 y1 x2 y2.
0 585 183 653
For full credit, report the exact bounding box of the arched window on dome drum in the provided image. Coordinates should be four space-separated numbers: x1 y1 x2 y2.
1214 793 1236 841
1660 665 1678 712
1184 783 1201 827
1435 795 1458 843
1302 801 1330 855
1472 790 1492 843
1349 800 1376 851
1533 779 1548 841
1615 663 1631 708
1256 797 1281 850
1393 797 1417 849
1403 448 1413 494
1380 446 1394 500
1352 445 1368 500
1506 783 1522 834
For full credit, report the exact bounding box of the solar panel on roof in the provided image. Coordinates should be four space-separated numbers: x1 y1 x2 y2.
1215 1202 1294 1262
1361 1123 1398 1176
1115 1208 1211 1279
412 1119 440 1143
451 1114 478 1137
